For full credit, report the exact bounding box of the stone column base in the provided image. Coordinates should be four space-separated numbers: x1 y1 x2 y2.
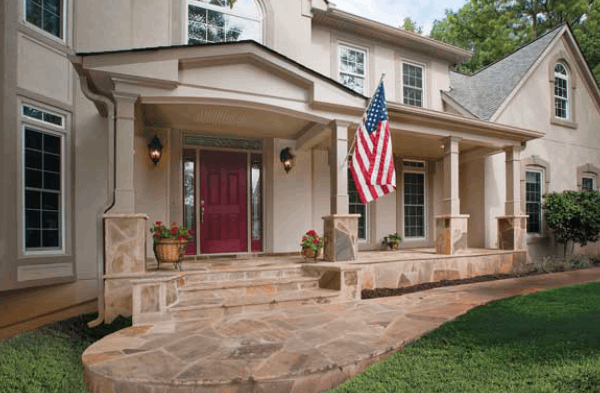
104 213 149 275
497 215 528 250
322 214 361 262
435 214 470 255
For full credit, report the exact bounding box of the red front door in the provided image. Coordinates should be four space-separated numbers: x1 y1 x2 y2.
200 151 248 254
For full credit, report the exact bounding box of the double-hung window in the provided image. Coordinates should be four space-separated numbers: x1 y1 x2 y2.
402 63 423 107
24 0 65 40
525 171 543 234
339 45 366 95
187 0 262 44
554 63 569 119
22 104 65 252
403 161 425 238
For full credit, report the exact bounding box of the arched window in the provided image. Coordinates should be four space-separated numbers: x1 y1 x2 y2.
554 63 569 119
187 0 262 45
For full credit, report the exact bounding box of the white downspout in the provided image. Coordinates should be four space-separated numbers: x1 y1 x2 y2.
72 63 116 327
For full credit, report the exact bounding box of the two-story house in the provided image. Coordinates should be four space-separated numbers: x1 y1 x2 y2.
2 0 599 337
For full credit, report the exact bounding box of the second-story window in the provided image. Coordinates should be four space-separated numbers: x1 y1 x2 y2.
554 63 569 119
339 45 366 95
25 0 64 40
402 63 423 107
187 0 262 45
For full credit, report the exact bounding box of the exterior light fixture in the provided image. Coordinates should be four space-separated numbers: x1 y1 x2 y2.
279 147 295 173
148 135 163 166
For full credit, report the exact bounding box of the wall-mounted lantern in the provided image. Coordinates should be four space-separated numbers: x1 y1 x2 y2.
148 135 163 166
279 147 295 173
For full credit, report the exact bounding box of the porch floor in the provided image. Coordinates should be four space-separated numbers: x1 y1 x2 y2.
84 268 600 393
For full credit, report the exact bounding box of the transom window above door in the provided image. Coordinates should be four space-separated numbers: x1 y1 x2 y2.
187 0 262 44
339 44 367 95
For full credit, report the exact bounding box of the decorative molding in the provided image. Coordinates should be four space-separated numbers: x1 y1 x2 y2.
577 163 600 190
17 263 74 282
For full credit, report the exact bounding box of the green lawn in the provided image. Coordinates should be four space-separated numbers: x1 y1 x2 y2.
0 314 131 393
331 282 600 393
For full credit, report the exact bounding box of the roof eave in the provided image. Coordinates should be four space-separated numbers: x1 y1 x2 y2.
312 8 472 65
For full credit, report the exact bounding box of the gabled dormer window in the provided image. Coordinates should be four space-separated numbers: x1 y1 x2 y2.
187 0 262 45
554 63 569 119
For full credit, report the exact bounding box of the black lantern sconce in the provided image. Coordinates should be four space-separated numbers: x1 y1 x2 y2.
279 147 295 173
148 135 163 166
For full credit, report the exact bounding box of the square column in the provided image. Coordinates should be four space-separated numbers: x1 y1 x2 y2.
435 137 469 255
111 91 139 213
322 120 360 261
497 146 528 250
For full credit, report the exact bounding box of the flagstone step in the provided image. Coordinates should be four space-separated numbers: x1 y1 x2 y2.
183 265 305 284
168 288 341 321
177 276 320 301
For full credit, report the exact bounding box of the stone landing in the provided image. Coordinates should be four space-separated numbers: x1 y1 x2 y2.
82 268 600 393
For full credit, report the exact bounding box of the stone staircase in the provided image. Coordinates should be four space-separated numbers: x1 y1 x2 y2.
131 262 359 326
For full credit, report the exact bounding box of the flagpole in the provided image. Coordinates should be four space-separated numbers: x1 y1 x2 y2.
344 72 387 164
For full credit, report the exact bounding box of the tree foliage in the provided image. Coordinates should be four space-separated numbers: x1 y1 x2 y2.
543 190 600 256
429 0 600 82
402 17 424 35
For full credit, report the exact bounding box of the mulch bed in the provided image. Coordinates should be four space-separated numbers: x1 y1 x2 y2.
361 270 549 300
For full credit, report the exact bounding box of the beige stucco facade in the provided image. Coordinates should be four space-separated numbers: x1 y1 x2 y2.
2 0 599 333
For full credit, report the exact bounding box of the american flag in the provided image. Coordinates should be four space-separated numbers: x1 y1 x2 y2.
350 80 396 204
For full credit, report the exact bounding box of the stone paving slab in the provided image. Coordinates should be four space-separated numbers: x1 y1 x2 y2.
83 268 600 393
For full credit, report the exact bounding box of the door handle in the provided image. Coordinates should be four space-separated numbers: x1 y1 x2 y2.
200 199 205 225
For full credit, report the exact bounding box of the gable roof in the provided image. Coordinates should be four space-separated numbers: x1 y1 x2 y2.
446 24 564 120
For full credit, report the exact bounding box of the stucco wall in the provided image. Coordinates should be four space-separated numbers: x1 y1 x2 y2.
492 36 600 258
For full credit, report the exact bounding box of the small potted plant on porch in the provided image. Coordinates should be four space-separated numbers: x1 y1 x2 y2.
150 222 194 270
300 229 324 260
382 233 402 250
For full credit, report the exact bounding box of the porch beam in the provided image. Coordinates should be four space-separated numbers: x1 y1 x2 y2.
295 122 331 151
111 91 139 213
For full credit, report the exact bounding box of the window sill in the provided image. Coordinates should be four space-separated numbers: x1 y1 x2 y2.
550 117 577 129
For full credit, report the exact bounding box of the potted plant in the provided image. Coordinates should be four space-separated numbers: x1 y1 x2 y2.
382 233 402 250
300 229 324 260
150 221 194 270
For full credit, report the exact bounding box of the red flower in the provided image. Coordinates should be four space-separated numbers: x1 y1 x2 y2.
313 239 319 245
307 230 317 237
171 228 178 235
189 230 195 235
302 237 307 242
156 221 163 226
176 236 184 240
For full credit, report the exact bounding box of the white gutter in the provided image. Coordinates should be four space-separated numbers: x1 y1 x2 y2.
70 57 116 327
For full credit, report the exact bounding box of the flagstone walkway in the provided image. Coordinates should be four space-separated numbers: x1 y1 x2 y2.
83 268 600 393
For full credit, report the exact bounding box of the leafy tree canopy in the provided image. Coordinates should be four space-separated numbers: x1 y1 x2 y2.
429 0 600 83
402 17 424 35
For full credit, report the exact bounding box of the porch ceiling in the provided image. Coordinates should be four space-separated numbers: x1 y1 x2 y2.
142 104 313 139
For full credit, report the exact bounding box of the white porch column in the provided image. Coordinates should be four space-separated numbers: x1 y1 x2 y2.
111 92 139 213
329 120 350 215
435 136 469 254
323 120 360 262
498 145 528 250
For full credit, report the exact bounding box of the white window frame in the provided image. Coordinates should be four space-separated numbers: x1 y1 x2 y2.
21 103 67 255
402 160 426 241
338 43 368 95
401 61 425 108
582 176 596 192
554 62 569 120
23 0 67 44
525 169 543 235
185 0 263 45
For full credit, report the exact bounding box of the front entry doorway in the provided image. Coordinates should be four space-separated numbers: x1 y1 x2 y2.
183 147 263 255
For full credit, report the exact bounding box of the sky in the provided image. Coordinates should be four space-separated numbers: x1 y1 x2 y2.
330 0 468 36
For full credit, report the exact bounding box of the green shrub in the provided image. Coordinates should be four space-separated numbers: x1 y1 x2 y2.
543 190 600 257
591 255 600 266
571 259 590 269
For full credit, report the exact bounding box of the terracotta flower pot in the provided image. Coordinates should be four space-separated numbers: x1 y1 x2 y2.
302 246 322 260
388 242 400 251
153 239 187 270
